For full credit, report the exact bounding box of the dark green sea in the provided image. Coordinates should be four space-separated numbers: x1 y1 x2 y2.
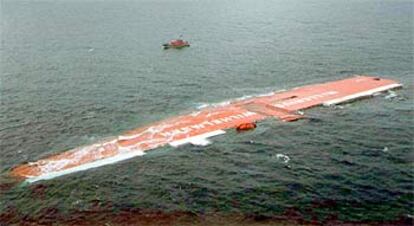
1 0 413 224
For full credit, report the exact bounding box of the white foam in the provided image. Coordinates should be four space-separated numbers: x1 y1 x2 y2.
385 90 398 99
195 91 281 110
275 154 290 163
189 138 211 146
196 103 210 109
196 101 231 109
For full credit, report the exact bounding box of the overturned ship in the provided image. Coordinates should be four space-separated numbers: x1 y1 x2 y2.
10 75 402 183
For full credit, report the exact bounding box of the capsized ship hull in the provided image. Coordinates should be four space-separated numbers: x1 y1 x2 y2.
10 75 402 183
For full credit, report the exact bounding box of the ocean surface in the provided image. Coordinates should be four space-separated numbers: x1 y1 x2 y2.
1 0 413 223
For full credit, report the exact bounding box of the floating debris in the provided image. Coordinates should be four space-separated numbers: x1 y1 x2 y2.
236 122 257 132
385 90 398 99
275 154 290 164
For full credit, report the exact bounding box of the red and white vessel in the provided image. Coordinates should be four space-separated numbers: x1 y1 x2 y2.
162 39 190 49
10 75 402 183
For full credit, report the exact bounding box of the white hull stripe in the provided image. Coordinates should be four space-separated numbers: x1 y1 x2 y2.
26 150 146 183
169 130 226 147
322 83 402 106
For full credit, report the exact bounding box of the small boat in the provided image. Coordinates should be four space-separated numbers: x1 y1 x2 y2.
162 39 190 49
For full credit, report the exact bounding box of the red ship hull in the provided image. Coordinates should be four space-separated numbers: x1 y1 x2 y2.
10 75 402 183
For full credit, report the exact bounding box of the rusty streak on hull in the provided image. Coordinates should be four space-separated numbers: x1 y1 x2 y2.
10 75 402 183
